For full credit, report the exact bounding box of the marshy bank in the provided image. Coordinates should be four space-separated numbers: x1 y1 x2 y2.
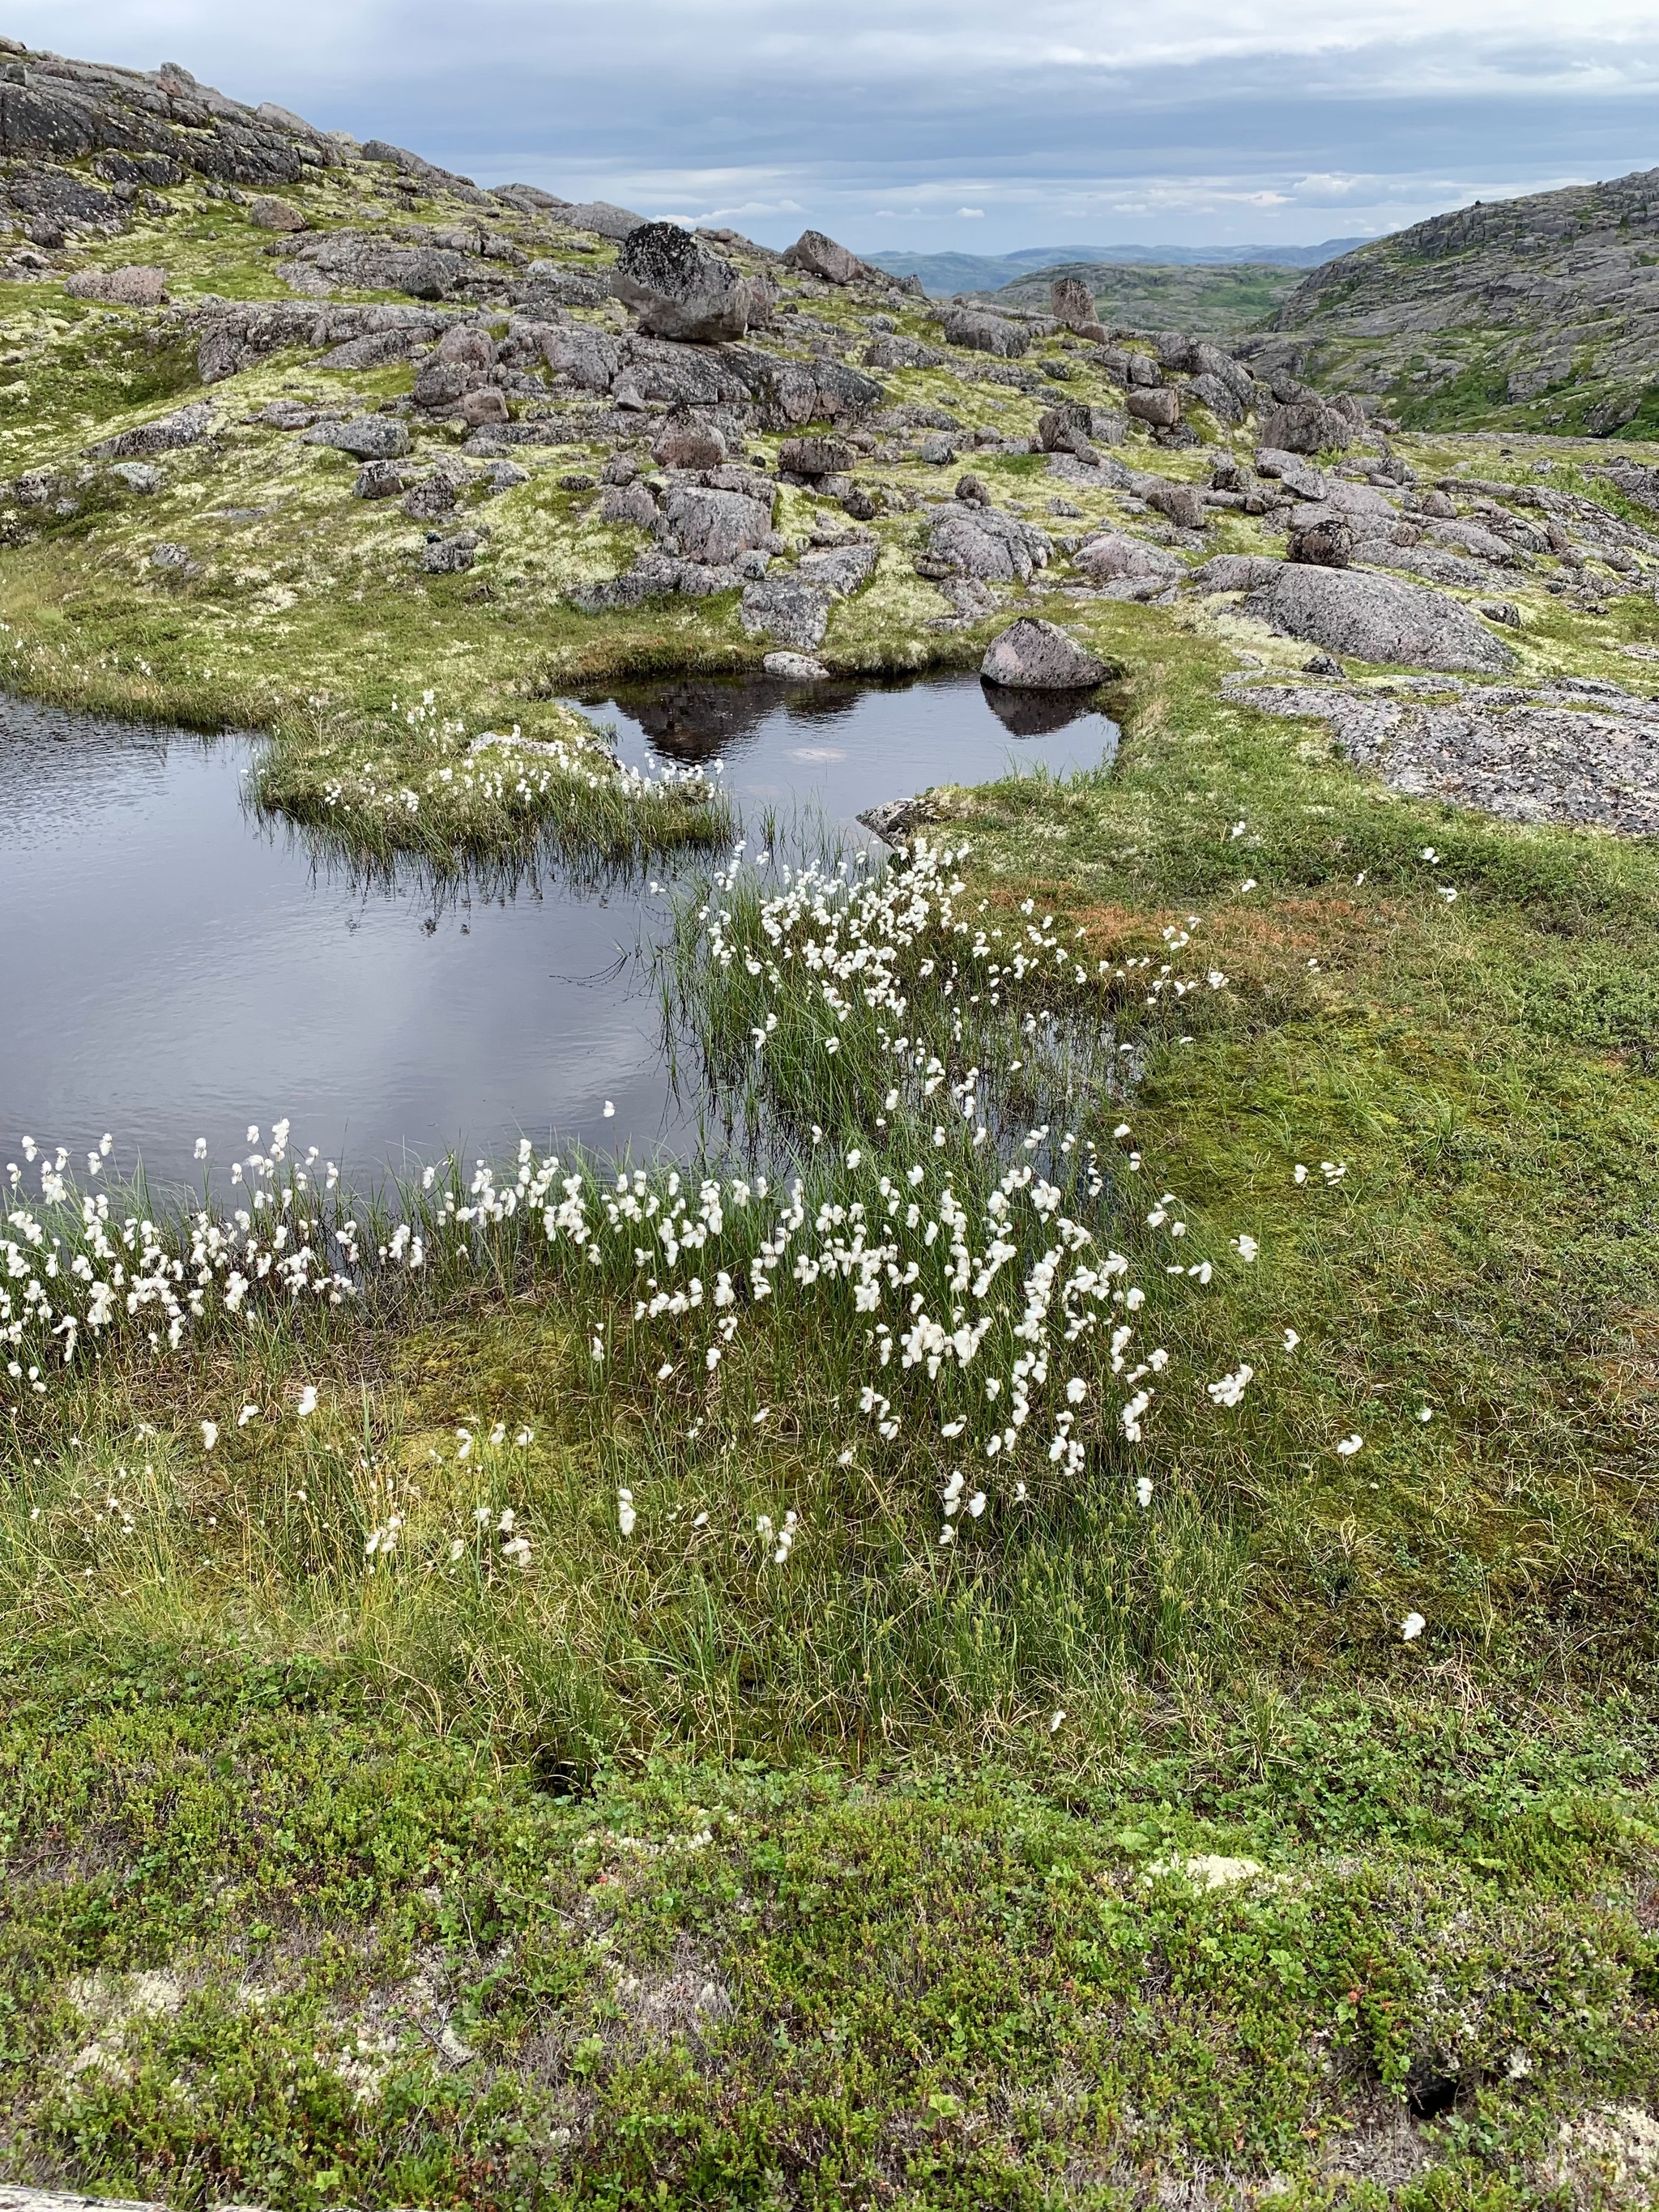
2 672 1118 1183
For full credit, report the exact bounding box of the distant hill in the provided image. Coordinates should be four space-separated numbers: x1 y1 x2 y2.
981 258 1303 335
867 240 1367 296
1266 166 1659 437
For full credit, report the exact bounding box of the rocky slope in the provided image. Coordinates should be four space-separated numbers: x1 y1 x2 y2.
1265 164 1659 437
2 36 1659 857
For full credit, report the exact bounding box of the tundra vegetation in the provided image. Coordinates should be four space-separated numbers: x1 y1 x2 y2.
2 43 1659 2212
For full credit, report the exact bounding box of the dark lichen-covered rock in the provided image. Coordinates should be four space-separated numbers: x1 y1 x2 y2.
612 223 754 343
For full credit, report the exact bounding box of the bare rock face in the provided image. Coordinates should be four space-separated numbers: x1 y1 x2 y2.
1189 553 1286 594
249 194 306 232
740 571 834 649
64 264 168 306
557 200 647 240
612 222 754 342
540 325 624 393
1241 565 1517 673
89 400 215 458
982 617 1109 690
302 414 412 461
1050 275 1098 330
783 229 867 285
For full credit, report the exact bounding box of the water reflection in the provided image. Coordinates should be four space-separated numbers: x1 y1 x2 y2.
2 674 1120 1185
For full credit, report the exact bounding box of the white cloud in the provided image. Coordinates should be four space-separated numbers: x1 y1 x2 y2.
957 206 985 216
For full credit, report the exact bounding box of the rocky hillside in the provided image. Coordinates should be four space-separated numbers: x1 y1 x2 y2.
1265 165 1659 437
3 35 1659 861
982 258 1301 334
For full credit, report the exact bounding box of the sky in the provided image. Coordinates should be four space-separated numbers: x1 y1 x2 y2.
18 0 1659 254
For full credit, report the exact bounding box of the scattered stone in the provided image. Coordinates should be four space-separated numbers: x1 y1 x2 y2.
941 308 1030 359
352 458 412 497
423 531 479 573
64 264 168 306
1256 397 1354 454
917 432 957 467
1254 447 1326 501
982 616 1108 690
764 650 831 681
953 472 992 508
1241 565 1518 673
1075 533 1183 585
1481 599 1522 628
148 542 194 570
559 472 597 491
458 388 509 428
1302 653 1346 677
1232 673 1659 835
1124 387 1180 429
477 459 528 496
923 505 1051 584
778 435 852 479
106 461 160 493
653 416 727 471
663 484 774 565
557 200 648 241
90 401 215 459
1143 480 1206 531
539 325 625 393
799 540 879 596
304 415 412 461
258 398 317 429
1050 275 1098 330
599 480 659 527
612 222 754 343
249 194 307 232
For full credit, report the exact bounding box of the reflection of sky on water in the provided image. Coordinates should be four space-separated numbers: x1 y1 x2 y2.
2 678 1118 1191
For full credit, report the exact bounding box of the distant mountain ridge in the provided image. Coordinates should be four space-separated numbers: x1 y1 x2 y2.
867 240 1368 297
1262 165 1659 437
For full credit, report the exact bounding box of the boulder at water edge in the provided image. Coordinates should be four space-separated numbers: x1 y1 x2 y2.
982 617 1109 690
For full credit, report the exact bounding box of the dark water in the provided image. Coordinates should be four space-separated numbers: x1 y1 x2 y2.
2 676 1119 1188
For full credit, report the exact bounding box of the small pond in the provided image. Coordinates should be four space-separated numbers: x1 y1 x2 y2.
2 675 1119 1189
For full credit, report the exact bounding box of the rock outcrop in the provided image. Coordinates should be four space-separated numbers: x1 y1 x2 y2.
1241 565 1518 673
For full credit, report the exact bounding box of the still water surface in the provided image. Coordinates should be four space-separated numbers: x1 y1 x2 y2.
2 675 1117 1188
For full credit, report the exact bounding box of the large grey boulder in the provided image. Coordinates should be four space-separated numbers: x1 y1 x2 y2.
663 485 773 565
1126 388 1180 428
1256 398 1355 454
941 309 1030 359
1254 447 1326 501
982 618 1108 690
922 506 1051 585
612 223 753 342
1050 275 1100 331
1241 565 1518 673
1074 533 1183 584
557 200 648 240
303 415 412 461
783 230 868 285
89 401 215 458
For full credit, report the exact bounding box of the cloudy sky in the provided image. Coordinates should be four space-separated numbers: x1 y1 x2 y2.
19 0 1659 254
